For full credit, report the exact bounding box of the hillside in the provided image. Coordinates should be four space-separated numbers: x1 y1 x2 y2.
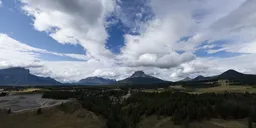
0 101 105 128
139 116 254 128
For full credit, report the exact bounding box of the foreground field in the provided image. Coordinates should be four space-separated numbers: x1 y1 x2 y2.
139 116 255 128
0 101 105 128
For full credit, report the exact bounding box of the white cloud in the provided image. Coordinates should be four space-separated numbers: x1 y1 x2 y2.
0 33 94 80
114 0 256 80
0 34 88 61
118 0 244 68
20 0 116 59
194 0 256 54
127 52 195 69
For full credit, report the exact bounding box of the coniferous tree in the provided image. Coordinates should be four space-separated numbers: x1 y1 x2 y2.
7 108 11 114
37 108 42 115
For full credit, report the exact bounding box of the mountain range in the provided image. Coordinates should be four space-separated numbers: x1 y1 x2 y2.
188 69 254 81
179 69 256 85
1 67 256 86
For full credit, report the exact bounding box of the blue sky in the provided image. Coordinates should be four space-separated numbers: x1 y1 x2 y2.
0 0 86 61
0 0 256 82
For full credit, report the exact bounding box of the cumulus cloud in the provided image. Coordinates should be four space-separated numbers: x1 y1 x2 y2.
118 0 244 68
113 0 256 80
126 52 195 69
0 0 2 7
20 0 116 59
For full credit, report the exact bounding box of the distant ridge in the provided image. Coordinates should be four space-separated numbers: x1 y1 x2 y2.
193 75 206 81
180 77 192 82
117 71 168 85
77 77 116 85
0 67 61 85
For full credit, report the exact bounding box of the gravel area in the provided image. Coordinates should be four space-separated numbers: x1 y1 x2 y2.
0 94 69 112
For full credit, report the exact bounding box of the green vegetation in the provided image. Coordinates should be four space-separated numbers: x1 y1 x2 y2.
41 89 256 128
191 85 256 94
0 92 8 97
42 91 77 99
139 116 254 128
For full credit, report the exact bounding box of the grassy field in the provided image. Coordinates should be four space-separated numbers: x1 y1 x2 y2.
141 84 256 94
191 85 256 94
0 101 105 128
139 116 255 128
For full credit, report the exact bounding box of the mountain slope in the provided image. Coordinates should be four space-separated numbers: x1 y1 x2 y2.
193 75 207 81
117 71 168 85
217 69 246 79
0 67 61 85
180 77 192 82
77 77 116 85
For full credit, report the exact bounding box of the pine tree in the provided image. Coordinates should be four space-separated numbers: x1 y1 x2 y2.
37 108 42 115
7 108 11 114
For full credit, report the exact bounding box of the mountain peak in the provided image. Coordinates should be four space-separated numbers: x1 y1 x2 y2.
224 69 240 74
192 75 206 81
118 70 168 85
195 75 204 79
0 67 60 85
78 77 116 85
181 77 192 81
0 67 30 75
130 71 149 78
218 69 244 78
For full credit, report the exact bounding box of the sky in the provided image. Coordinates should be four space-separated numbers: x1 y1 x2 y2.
0 0 256 82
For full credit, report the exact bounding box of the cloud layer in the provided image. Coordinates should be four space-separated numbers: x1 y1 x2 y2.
1 0 256 82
